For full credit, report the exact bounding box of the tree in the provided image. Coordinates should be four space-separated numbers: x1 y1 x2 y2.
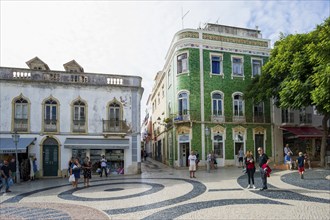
245 17 330 166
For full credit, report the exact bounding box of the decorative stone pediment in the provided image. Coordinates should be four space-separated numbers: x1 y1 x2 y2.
212 125 225 134
233 125 246 133
63 60 84 73
26 57 50 70
177 126 190 134
254 126 265 134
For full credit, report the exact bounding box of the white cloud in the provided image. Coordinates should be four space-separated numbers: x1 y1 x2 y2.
1 0 329 119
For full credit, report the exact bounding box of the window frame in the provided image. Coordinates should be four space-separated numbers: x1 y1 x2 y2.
12 96 30 133
231 55 244 78
233 93 244 116
211 91 224 116
178 91 189 116
177 52 189 75
210 53 223 76
251 58 263 77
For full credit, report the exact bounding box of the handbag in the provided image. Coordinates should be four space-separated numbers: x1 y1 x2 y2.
69 174 75 183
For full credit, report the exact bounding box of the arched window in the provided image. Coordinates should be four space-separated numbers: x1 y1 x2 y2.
72 100 86 133
109 102 121 127
233 93 244 116
14 97 29 132
178 92 188 115
44 98 58 132
212 92 223 116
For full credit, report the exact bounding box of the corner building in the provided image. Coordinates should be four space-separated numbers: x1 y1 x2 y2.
151 24 272 167
0 57 143 177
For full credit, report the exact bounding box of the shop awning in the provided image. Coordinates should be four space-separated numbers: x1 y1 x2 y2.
281 127 323 138
0 138 36 154
64 138 129 149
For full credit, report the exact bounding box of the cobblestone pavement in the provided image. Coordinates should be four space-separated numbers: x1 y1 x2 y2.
1 159 329 220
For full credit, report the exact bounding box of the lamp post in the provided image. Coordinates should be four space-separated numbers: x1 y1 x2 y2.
205 127 210 173
12 131 20 183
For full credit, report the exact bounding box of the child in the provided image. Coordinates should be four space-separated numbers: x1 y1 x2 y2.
296 152 305 179
284 152 293 170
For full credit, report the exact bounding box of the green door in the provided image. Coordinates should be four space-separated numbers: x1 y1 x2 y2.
43 144 58 176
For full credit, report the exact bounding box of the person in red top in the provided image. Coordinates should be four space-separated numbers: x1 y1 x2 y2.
244 151 256 189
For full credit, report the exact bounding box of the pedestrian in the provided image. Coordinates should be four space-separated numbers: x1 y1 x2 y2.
143 150 147 162
258 147 271 191
100 155 108 177
284 144 293 156
29 156 35 181
238 147 244 168
8 158 16 183
195 150 200 170
245 151 256 189
284 152 293 170
70 158 81 188
304 153 312 169
296 152 305 179
0 160 12 193
188 150 197 178
33 158 38 178
82 156 92 187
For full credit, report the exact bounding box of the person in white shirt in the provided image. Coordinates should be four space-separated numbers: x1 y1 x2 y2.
100 155 108 177
188 150 197 178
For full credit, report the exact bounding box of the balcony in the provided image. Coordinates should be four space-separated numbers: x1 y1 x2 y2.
212 115 225 123
14 118 28 132
102 119 130 134
73 120 86 133
44 119 58 132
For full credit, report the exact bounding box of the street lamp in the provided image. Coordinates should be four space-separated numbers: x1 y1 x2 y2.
205 127 210 173
12 131 20 183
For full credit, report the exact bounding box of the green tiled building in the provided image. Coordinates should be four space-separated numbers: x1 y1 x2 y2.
151 24 272 167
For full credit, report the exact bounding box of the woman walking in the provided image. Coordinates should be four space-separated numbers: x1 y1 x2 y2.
70 158 81 188
245 151 256 189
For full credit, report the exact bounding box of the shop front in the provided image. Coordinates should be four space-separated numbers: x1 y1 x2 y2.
64 138 128 175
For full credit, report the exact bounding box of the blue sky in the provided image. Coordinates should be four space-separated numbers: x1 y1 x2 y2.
1 0 329 114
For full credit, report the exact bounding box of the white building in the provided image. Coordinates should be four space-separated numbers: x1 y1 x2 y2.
0 57 143 178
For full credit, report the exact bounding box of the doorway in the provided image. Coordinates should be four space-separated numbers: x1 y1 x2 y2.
43 138 59 176
179 143 189 167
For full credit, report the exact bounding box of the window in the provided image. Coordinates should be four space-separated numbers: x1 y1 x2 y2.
233 94 244 116
162 85 164 98
44 99 58 132
212 92 223 116
178 92 188 115
73 100 86 132
177 53 188 74
45 99 57 121
253 102 264 123
168 69 172 87
211 55 222 75
252 59 262 77
232 57 244 76
14 97 29 132
213 134 223 159
281 109 294 124
109 102 121 127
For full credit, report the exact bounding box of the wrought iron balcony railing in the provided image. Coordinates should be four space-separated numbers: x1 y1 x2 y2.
73 119 86 133
102 119 129 133
14 118 28 132
44 119 58 132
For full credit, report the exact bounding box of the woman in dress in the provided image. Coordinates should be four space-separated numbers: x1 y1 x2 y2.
70 158 81 188
82 157 92 187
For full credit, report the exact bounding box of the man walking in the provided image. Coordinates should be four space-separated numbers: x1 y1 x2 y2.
0 160 12 193
258 147 270 191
